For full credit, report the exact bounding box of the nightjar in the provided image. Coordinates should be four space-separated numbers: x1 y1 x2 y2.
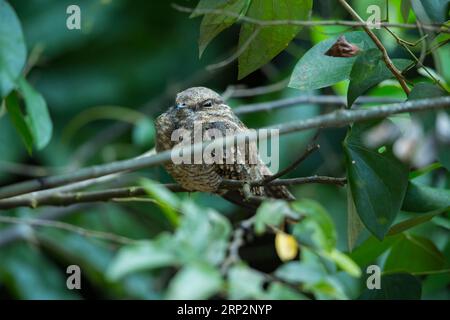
155 87 294 207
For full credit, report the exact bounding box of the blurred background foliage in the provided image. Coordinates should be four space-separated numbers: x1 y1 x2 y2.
0 0 449 299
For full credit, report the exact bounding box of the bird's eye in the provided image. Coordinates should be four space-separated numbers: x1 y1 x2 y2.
202 100 213 107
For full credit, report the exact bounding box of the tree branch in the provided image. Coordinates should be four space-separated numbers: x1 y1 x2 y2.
0 177 346 210
0 96 448 200
233 95 402 115
0 215 137 245
172 4 449 34
338 0 411 95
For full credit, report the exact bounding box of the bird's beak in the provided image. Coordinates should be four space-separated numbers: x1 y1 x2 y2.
176 103 186 110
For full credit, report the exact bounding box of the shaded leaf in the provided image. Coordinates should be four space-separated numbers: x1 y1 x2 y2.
238 0 312 79
228 264 265 299
360 273 421 300
402 182 450 213
343 122 409 239
289 31 375 91
275 261 326 284
411 0 450 24
17 76 53 150
384 234 445 274
401 0 412 22
323 249 361 278
174 201 231 265
254 200 295 234
265 282 308 300
166 263 222 300
291 199 337 251
350 235 402 267
347 185 365 252
196 0 251 57
5 91 33 154
347 49 411 106
388 208 448 236
140 178 180 226
0 0 27 98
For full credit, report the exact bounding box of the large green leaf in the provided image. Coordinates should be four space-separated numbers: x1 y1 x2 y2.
0 0 26 98
350 235 402 267
166 263 223 300
289 31 375 91
343 122 409 239
402 182 450 213
347 49 411 106
254 200 297 234
5 91 33 154
238 0 312 79
17 76 53 150
228 264 265 299
291 199 337 252
196 0 251 57
384 234 445 274
359 273 422 300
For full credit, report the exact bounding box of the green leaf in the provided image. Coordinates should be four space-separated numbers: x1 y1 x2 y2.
174 201 231 265
384 234 445 274
5 91 33 154
275 261 326 284
254 200 296 234
196 0 251 57
388 208 448 236
140 178 180 226
132 117 155 148
0 0 27 98
166 263 223 300
291 199 337 251
400 0 412 22
347 185 365 252
402 182 450 213
107 237 177 281
411 0 450 24
228 264 265 299
347 49 411 106
359 273 422 300
343 121 409 239
17 76 53 150
323 249 361 277
350 235 402 267
238 0 312 79
289 31 376 91
264 282 308 300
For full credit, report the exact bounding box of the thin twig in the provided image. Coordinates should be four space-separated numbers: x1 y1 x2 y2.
172 4 449 33
338 0 411 95
384 27 447 91
0 96 448 200
221 215 256 274
0 215 137 245
206 27 261 71
0 177 346 209
222 77 290 100
263 143 320 184
233 95 402 115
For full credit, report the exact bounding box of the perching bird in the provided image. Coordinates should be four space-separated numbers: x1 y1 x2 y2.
155 87 294 208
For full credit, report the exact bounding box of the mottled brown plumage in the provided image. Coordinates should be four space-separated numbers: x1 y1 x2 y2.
155 87 294 207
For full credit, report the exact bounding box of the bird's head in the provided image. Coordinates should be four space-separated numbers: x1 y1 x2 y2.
174 87 224 111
